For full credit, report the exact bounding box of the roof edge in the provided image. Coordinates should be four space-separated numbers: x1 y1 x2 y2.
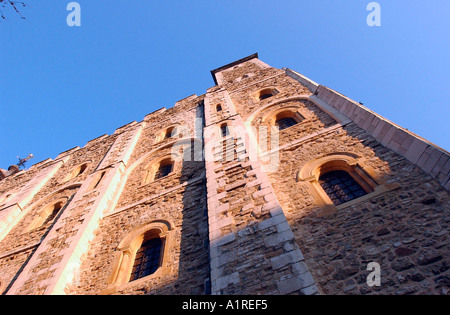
210 53 259 85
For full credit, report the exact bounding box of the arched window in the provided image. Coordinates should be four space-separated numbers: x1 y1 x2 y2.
216 104 222 112
154 160 173 180
130 237 163 281
275 117 298 130
318 170 368 205
164 127 175 139
62 163 89 183
258 88 279 101
296 153 399 216
143 158 175 185
106 221 173 291
27 200 66 231
274 110 302 130
155 125 180 143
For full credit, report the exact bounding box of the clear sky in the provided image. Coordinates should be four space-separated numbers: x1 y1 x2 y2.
1 0 449 169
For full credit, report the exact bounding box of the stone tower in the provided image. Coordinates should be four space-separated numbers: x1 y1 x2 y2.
0 54 448 295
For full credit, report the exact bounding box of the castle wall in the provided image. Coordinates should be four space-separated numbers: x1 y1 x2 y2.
268 122 449 294
0 55 448 295
63 97 211 295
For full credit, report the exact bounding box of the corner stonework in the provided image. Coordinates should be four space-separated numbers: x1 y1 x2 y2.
204 62 318 295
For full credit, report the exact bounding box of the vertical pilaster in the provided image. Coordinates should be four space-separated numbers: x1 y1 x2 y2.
204 87 318 295
0 157 69 242
6 123 144 295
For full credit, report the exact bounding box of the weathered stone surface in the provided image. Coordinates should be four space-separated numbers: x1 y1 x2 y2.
0 55 448 296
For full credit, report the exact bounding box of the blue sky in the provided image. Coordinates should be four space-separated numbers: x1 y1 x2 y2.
1 0 449 169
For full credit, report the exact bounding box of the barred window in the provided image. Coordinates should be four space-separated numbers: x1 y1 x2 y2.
258 88 278 101
154 163 173 180
318 170 367 205
260 93 273 100
130 238 163 281
275 117 298 130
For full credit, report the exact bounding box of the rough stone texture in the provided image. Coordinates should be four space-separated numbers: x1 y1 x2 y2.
266 119 449 295
0 54 448 295
66 179 209 295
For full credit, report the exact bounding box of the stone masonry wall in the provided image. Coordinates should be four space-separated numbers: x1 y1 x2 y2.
64 98 210 294
1 55 448 296
65 178 209 295
267 122 450 295
206 59 319 295
218 57 449 295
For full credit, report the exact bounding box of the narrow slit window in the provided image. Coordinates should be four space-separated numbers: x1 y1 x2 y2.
92 171 106 190
78 164 87 176
221 125 229 138
318 170 367 206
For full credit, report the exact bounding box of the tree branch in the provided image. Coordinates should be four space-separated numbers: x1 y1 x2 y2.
0 0 28 20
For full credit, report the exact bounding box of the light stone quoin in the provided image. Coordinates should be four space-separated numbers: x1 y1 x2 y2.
0 53 448 296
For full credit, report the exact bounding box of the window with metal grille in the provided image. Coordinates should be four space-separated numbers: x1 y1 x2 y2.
275 117 298 131
259 93 273 100
130 238 162 281
154 163 173 180
318 170 367 205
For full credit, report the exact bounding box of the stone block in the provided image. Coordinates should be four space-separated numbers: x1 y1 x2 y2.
403 138 429 164
264 229 295 247
270 250 304 270
277 272 315 295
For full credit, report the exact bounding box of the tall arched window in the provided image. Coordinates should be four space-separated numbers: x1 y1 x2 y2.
106 221 173 291
62 163 89 183
130 237 163 281
26 200 66 232
318 170 368 205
